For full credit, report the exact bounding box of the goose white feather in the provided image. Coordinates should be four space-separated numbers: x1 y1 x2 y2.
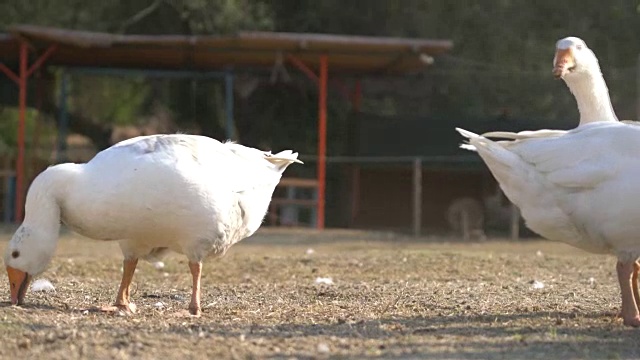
482 36 620 144
3 134 301 315
458 37 640 326
553 37 618 124
458 122 640 253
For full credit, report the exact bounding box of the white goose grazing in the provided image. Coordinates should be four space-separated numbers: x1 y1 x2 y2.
4 134 301 316
457 37 640 327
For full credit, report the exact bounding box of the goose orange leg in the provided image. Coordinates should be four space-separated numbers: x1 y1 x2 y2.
100 258 138 314
633 261 640 310
188 261 202 316
616 261 640 327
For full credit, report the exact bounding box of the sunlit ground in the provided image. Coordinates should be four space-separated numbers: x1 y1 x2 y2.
0 227 636 359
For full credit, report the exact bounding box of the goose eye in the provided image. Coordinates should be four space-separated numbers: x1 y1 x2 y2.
575 44 583 50
11 250 19 259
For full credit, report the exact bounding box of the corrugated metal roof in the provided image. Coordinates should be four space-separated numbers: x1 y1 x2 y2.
0 25 453 74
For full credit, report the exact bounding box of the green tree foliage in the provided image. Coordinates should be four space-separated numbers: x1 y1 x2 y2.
1 1 640 151
68 75 149 127
0 108 50 152
268 0 640 122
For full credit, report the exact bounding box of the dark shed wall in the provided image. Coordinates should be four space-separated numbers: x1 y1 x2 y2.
351 167 488 231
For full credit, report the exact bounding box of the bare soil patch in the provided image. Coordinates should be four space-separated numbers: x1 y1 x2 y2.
0 228 637 359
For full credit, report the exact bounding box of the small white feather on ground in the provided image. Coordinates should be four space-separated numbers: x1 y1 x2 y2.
530 280 545 289
314 277 334 285
30 279 55 292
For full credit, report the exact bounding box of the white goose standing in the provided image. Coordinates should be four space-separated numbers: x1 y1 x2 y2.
479 36 618 142
553 37 618 124
4 134 301 316
457 37 640 327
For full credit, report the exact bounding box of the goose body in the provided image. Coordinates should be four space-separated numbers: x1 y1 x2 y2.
459 37 640 326
61 135 285 255
459 122 640 255
4 134 301 315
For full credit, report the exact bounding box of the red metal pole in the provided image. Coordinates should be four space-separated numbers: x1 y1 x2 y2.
349 79 362 227
287 54 352 100
286 55 319 83
350 166 360 226
0 63 19 85
16 42 27 223
317 55 328 230
27 44 57 77
352 80 362 111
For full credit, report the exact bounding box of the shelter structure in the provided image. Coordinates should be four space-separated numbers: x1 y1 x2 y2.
0 24 453 226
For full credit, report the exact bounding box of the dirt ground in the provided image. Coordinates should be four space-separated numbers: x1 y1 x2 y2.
0 227 638 360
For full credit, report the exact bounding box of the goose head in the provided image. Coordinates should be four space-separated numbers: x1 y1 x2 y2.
552 37 600 80
4 226 56 305
552 36 617 124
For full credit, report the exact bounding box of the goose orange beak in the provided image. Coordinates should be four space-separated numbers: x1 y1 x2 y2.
7 266 31 305
553 48 576 79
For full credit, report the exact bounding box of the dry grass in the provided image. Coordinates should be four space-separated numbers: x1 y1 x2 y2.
0 228 638 359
